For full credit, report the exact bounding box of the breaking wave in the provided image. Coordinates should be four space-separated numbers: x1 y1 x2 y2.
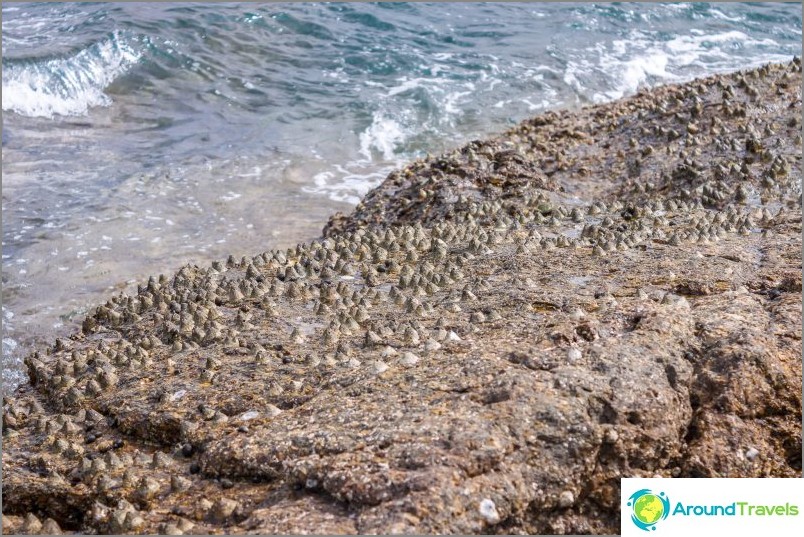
2 31 141 118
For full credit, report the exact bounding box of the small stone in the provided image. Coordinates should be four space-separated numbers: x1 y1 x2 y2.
176 518 195 533
264 404 282 418
161 523 184 535
197 498 214 515
41 518 62 534
558 490 575 508
210 497 239 522
478 498 500 524
125 512 146 531
177 518 195 532
171 475 192 493
91 502 109 524
604 427 620 444
745 447 760 461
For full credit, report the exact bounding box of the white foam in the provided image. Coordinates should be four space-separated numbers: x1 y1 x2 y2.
309 164 395 205
2 31 141 118
358 111 407 161
2 305 21 388
305 101 425 205
569 29 793 104
521 98 552 112
443 89 472 115
597 42 671 100
385 75 473 119
387 76 430 97
709 9 744 23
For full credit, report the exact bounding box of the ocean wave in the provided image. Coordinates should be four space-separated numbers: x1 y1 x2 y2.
2 31 141 118
358 111 408 161
306 111 411 205
309 165 395 206
566 29 794 104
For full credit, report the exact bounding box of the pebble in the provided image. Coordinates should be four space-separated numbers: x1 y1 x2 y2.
264 405 282 418
479 498 501 524
211 498 239 521
604 427 619 444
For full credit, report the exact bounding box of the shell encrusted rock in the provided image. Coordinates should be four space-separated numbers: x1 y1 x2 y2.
2 60 801 535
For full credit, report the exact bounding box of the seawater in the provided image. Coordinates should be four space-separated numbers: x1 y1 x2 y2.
2 2 801 390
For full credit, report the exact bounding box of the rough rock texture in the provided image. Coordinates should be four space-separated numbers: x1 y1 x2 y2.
3 60 802 535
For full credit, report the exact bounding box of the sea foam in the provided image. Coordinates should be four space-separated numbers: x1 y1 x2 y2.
2 31 141 118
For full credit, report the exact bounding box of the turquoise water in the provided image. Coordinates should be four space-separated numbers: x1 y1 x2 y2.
2 2 801 389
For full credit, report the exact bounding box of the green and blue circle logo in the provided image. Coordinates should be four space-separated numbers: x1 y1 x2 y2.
627 489 670 531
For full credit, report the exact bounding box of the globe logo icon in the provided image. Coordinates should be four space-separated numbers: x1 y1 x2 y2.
627 489 670 531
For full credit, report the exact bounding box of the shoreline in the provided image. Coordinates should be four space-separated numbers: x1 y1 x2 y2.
3 60 802 535
0 147 357 396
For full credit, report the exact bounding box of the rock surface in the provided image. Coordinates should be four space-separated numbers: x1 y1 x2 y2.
3 60 802 535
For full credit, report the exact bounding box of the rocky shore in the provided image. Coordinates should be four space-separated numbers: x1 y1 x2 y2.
3 60 802 535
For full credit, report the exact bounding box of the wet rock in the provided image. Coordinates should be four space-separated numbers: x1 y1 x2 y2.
2 60 800 535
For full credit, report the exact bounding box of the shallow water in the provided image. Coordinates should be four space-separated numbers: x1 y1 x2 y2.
2 2 801 390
